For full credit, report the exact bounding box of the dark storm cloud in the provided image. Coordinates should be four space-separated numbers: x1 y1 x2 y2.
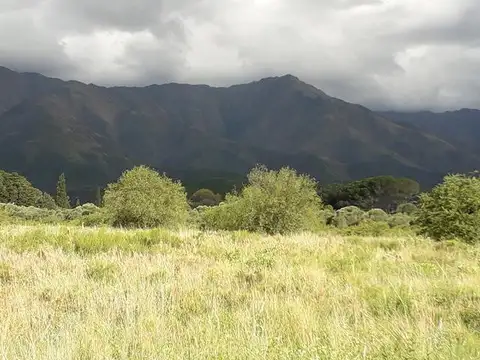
0 0 479 111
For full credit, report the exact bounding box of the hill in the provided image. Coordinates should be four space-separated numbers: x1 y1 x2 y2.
0 66 479 200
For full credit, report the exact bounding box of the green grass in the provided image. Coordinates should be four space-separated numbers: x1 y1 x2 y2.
0 225 479 359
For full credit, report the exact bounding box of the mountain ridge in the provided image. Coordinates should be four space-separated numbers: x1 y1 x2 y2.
0 66 478 201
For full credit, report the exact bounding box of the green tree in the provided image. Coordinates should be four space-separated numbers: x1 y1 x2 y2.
55 173 71 209
0 175 7 203
189 188 222 208
35 192 57 210
320 176 420 211
202 166 324 234
95 187 103 207
75 198 81 208
103 166 189 228
417 174 480 243
0 170 44 207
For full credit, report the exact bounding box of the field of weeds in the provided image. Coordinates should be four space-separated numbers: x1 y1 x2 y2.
0 225 479 359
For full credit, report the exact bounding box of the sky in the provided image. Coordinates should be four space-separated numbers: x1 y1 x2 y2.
0 0 479 111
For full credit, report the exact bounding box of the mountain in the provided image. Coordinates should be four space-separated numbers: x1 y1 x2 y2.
380 109 480 154
0 66 479 201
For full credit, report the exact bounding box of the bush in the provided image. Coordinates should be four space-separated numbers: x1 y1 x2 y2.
417 174 480 243
189 189 222 208
35 193 57 210
201 166 324 234
366 208 389 222
320 207 336 225
396 203 418 215
332 213 348 229
388 213 412 228
0 203 64 223
103 166 189 228
341 220 390 237
335 206 365 227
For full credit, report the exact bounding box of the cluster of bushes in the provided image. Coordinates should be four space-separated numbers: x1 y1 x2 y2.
0 203 102 224
199 166 324 234
2 164 480 244
320 176 420 211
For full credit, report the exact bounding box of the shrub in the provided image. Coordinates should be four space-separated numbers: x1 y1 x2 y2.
396 203 418 215
202 166 324 234
103 166 189 228
189 189 222 208
320 207 336 225
0 203 64 223
366 208 389 222
388 213 412 228
35 193 57 210
341 220 390 237
417 174 480 243
335 206 365 227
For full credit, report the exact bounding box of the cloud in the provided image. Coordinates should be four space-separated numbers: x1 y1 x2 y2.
0 0 479 110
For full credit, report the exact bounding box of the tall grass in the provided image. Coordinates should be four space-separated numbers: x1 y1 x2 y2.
0 225 479 359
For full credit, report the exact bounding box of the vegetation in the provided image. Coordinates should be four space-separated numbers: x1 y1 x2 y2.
366 208 389 222
0 170 54 208
321 176 420 211
189 188 222 208
417 174 480 243
95 187 103 207
334 206 365 227
2 164 480 358
396 202 418 215
0 225 479 359
0 203 102 224
103 166 189 228
55 173 71 209
202 166 324 234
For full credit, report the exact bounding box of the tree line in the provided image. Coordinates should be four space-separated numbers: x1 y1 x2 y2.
1 165 479 243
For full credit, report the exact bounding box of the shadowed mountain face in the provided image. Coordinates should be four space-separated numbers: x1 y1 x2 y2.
381 109 480 154
0 66 479 200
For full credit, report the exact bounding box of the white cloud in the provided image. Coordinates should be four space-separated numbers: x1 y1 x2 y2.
0 0 479 110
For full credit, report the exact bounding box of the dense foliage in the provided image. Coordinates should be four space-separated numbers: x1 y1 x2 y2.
189 189 222 208
0 203 101 223
321 176 420 211
202 166 324 234
3 165 480 244
417 174 480 243
0 170 55 208
103 166 189 228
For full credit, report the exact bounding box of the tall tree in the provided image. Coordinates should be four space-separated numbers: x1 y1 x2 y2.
55 173 70 209
95 187 103 207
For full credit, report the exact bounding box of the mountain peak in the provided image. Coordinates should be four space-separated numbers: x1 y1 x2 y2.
255 74 330 99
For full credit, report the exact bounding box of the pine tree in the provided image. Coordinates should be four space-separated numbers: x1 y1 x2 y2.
0 174 7 203
55 173 70 209
95 187 103 207
75 198 81 208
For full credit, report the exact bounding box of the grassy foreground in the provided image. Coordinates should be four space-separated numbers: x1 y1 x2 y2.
0 225 479 359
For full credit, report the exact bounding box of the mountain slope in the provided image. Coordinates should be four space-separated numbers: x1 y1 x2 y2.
381 109 480 154
0 67 478 200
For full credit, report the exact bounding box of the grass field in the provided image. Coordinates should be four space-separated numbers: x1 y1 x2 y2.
0 225 479 359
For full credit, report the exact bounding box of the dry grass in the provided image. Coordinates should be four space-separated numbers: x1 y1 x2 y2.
0 225 479 359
